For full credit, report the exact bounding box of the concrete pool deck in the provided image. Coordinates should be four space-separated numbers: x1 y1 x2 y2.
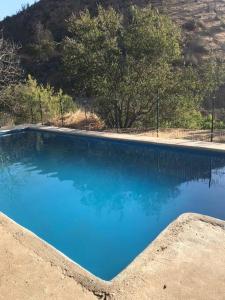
0 126 225 299
1 213 225 299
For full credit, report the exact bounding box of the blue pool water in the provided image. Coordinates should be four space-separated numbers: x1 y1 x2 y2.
0 129 225 280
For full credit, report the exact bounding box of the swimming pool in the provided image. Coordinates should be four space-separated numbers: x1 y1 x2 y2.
0 128 225 280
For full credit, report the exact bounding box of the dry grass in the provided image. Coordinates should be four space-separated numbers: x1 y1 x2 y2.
0 113 14 128
138 128 225 142
49 110 104 130
139 128 225 143
105 128 225 143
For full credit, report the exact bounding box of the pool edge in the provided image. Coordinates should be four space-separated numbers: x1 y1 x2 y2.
2 124 225 153
29 125 225 153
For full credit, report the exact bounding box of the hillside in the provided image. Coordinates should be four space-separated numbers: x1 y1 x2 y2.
0 0 152 86
2 0 225 53
1 0 225 86
0 0 152 43
166 0 225 62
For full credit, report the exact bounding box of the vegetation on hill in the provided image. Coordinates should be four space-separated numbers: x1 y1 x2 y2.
1 76 75 125
0 0 151 87
0 40 75 125
1 0 225 85
1 2 225 135
64 6 194 128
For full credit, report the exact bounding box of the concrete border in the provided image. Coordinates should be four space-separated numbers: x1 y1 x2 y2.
1 125 225 299
29 125 225 153
1 124 225 153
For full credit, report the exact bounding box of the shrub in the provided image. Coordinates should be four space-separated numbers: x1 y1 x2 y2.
0 75 76 124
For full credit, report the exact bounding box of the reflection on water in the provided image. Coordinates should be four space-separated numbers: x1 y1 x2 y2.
0 130 225 280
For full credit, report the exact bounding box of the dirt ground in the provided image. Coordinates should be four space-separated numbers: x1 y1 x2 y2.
137 128 225 143
0 216 96 300
0 212 225 300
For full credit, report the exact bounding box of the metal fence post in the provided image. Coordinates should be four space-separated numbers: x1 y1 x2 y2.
30 107 34 124
39 94 43 125
210 94 215 142
84 100 88 130
156 90 159 138
59 97 64 127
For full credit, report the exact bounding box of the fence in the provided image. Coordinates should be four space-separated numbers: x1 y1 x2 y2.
101 127 225 143
1 101 225 144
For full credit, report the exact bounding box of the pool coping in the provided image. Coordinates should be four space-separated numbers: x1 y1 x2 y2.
1 124 225 298
30 125 225 153
2 124 225 153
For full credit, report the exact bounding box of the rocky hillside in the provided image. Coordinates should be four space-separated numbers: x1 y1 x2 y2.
166 0 225 62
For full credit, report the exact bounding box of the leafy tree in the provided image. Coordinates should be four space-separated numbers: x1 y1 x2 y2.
199 55 225 138
200 55 225 98
63 5 210 129
160 65 205 129
29 22 56 62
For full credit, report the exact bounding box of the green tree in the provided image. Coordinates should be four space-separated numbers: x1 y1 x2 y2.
29 22 56 62
63 5 185 128
199 55 225 139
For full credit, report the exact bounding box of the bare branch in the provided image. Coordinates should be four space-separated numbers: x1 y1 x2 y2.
0 38 22 93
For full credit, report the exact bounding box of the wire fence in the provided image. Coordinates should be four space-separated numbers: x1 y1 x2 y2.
1 103 225 144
